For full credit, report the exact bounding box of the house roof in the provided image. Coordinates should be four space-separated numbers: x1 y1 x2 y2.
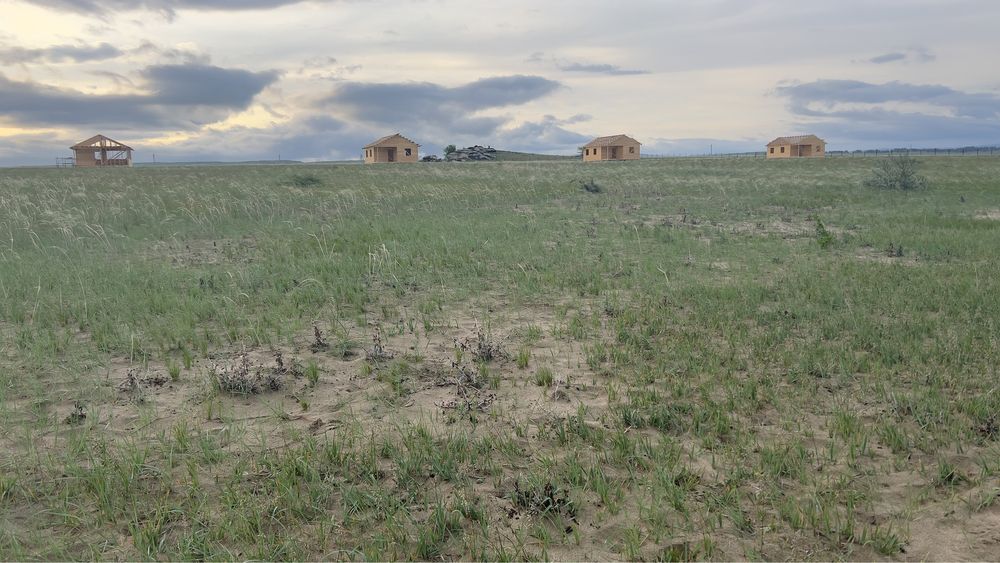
70 134 133 151
363 133 420 149
767 134 824 147
583 134 641 148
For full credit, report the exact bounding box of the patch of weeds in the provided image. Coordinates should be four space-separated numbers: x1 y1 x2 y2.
878 422 910 454
512 481 577 520
975 414 999 441
0 474 16 503
524 324 543 343
456 324 507 363
535 367 554 387
366 326 393 362
118 369 148 404
310 325 329 353
210 351 285 395
305 361 320 387
864 157 929 191
287 173 322 188
515 348 530 369
886 242 904 258
658 541 700 562
438 359 496 414
858 524 904 555
760 442 809 481
934 459 967 488
167 360 181 381
63 401 87 425
965 487 1000 513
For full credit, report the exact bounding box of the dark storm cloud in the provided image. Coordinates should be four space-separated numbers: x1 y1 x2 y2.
867 47 935 65
776 79 1000 146
0 42 123 64
558 62 650 76
132 40 210 64
777 79 1000 119
869 52 906 64
0 63 278 129
142 64 278 106
327 75 562 136
492 115 592 153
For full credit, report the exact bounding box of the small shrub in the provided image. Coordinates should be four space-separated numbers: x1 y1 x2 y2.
865 157 928 191
815 218 835 249
167 361 181 381
306 361 320 387
580 179 603 193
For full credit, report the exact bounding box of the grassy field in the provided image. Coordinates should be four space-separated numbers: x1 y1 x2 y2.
0 157 998 560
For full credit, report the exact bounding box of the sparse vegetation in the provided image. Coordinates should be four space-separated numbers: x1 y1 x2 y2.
1 157 998 560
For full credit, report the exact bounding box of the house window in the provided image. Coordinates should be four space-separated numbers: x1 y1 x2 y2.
780 146 785 153
816 146 822 151
405 148 412 156
629 147 635 154
769 147 774 154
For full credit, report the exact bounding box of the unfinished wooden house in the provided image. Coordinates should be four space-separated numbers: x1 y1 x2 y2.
362 134 419 164
71 135 134 167
582 134 641 162
766 135 826 159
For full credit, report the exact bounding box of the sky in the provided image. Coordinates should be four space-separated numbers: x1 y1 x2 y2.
1 0 999 164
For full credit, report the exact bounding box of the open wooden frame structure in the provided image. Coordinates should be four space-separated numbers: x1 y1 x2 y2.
71 135 134 167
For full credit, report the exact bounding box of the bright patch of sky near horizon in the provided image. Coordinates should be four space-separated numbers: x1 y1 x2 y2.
1 0 999 163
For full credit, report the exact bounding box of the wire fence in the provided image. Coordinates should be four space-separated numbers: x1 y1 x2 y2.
645 147 1000 159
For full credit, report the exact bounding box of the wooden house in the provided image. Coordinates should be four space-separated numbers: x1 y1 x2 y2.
582 134 641 162
766 135 826 159
363 133 419 163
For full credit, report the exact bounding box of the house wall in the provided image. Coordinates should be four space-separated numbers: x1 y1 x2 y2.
767 144 789 159
74 149 97 167
619 141 641 160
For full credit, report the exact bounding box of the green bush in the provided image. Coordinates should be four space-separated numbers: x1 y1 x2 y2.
864 157 928 191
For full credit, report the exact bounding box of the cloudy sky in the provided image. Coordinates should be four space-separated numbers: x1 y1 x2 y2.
1 0 999 164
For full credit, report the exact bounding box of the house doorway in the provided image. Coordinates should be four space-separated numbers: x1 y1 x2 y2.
386 148 396 162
